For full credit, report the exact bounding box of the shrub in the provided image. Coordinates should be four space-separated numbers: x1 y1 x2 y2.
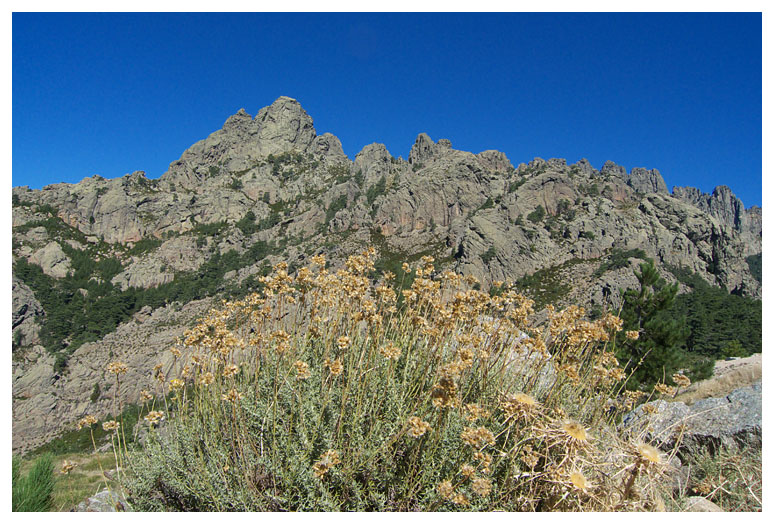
12 453 56 512
527 205 545 223
119 250 674 511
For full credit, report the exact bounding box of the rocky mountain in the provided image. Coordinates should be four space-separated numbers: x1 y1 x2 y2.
11 96 762 453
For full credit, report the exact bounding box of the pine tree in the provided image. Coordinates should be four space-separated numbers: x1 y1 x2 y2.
615 260 689 388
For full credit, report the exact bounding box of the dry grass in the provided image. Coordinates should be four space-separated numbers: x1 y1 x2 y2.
674 354 761 404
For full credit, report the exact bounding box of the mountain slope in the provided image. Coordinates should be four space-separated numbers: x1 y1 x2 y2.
11 96 761 453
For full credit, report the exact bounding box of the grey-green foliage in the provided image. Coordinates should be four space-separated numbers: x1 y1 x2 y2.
12 453 55 512
124 368 483 511
527 205 545 223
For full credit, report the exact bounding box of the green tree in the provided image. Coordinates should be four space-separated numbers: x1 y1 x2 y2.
527 205 546 223
615 260 689 388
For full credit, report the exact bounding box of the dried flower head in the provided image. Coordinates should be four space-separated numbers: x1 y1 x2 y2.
379 342 402 360
464 403 492 422
407 416 432 438
60 459 77 475
221 388 244 403
144 411 165 425
139 390 153 402
672 373 691 388
561 420 589 442
169 378 185 391
452 493 470 506
569 471 590 492
223 364 240 377
107 361 128 375
312 449 341 478
636 442 662 464
461 426 495 449
199 372 215 386
460 464 476 479
77 415 98 430
170 347 182 358
324 358 344 376
625 330 640 340
102 420 120 432
472 477 493 497
654 383 677 397
336 336 351 351
437 480 454 500
294 360 311 379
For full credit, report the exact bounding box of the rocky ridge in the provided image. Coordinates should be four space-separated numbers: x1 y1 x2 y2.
11 96 762 453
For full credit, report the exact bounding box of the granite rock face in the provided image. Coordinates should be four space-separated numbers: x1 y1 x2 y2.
11 96 762 452
620 382 762 457
12 277 44 347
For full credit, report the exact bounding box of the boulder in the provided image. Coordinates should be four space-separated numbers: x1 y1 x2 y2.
620 382 761 456
74 489 129 512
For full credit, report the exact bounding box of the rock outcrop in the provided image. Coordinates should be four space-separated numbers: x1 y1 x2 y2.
12 277 44 348
621 382 762 457
11 96 762 452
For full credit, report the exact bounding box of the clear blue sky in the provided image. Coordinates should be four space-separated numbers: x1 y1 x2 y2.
12 12 762 207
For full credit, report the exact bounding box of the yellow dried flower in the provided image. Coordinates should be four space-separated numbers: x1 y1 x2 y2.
60 459 77 475
569 471 590 491
106 361 128 375
379 342 402 360
336 336 351 351
324 358 344 376
221 388 244 403
655 383 677 396
636 442 662 464
407 416 432 438
672 373 691 388
199 371 215 386
520 447 539 469
139 390 153 402
464 403 491 422
294 360 311 380
77 415 98 430
169 378 185 391
452 493 470 506
460 464 476 479
437 480 454 500
223 363 239 377
170 347 181 358
472 477 493 497
312 449 341 478
561 420 589 442
102 420 120 432
144 411 164 425
461 426 495 449
625 330 640 340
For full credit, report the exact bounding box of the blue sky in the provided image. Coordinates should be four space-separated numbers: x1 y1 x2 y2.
12 12 762 207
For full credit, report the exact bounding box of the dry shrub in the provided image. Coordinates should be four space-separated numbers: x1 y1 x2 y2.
103 249 679 511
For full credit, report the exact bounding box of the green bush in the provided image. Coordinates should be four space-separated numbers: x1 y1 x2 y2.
12 453 55 512
527 205 545 223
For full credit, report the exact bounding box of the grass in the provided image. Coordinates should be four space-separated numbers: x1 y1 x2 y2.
13 454 55 511
662 444 762 512
16 452 118 511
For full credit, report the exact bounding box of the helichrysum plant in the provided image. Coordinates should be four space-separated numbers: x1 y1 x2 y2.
112 249 672 511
